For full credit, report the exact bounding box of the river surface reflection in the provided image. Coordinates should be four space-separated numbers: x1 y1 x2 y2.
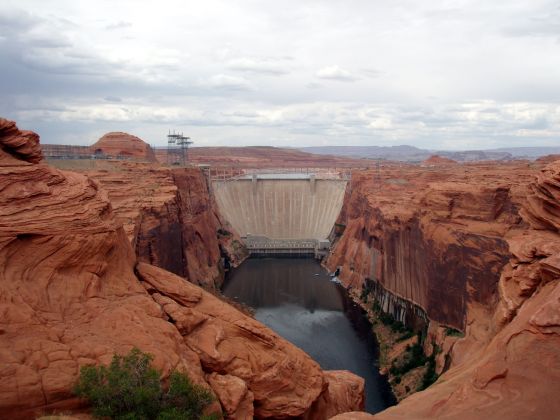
222 258 396 413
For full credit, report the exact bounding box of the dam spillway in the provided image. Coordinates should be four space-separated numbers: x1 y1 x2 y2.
212 173 347 253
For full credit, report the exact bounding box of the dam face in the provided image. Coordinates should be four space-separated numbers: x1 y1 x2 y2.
212 173 347 253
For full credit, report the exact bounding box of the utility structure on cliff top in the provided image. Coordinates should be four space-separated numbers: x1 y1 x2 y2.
167 130 193 166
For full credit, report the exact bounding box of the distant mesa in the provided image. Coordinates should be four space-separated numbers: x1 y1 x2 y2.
422 155 457 166
40 131 157 162
92 132 157 162
536 154 560 164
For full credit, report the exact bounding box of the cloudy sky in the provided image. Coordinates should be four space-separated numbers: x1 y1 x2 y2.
1 0 560 149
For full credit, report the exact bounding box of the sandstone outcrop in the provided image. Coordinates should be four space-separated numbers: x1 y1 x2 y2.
136 263 326 418
0 119 363 419
92 131 157 162
421 155 457 166
536 154 560 164
520 160 560 232
0 120 43 165
85 162 247 288
326 160 560 419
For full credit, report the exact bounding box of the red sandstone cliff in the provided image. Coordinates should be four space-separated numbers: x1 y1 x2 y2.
84 162 247 288
327 161 560 419
92 132 157 162
0 119 363 419
327 163 530 330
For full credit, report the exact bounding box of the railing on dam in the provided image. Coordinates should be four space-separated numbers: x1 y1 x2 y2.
209 167 353 182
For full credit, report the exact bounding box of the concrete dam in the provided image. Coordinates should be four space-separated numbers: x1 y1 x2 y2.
212 173 348 255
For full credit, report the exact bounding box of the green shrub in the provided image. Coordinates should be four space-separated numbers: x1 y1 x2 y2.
418 355 438 391
444 327 464 337
377 310 407 333
396 330 415 342
216 228 231 237
74 348 215 420
161 371 214 419
390 334 427 376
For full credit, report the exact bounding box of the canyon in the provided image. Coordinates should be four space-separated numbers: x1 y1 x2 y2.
1 119 559 419
0 119 363 419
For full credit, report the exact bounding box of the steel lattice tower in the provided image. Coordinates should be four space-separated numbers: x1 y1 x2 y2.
167 130 193 166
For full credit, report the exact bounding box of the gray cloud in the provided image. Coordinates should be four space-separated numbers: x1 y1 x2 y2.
203 74 254 91
502 4 560 39
0 1 559 149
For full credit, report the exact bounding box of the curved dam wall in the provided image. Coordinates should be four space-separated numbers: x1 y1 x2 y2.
212 175 347 240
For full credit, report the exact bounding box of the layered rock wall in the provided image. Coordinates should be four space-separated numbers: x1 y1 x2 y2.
326 164 529 331
85 162 247 288
329 161 560 419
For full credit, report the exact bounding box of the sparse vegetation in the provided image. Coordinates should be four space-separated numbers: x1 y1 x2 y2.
444 327 464 337
74 347 215 420
354 290 441 401
396 330 415 342
359 281 372 302
418 354 438 391
371 300 407 333
216 228 231 237
389 333 426 376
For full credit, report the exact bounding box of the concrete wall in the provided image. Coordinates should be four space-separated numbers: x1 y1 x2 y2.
213 178 347 240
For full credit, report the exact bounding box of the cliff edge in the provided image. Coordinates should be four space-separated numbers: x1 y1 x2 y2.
328 160 560 419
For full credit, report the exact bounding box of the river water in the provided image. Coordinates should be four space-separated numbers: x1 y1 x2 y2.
222 258 395 414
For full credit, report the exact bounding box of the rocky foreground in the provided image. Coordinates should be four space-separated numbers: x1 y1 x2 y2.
326 159 560 418
0 119 364 418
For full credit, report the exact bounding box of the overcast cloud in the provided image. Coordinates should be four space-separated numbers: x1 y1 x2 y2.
1 0 559 148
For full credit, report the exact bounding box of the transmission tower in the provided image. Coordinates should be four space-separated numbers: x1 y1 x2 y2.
167 130 193 166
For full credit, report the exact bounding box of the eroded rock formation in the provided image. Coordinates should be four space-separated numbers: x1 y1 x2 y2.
421 155 457 166
92 131 157 162
0 119 363 419
328 160 560 419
